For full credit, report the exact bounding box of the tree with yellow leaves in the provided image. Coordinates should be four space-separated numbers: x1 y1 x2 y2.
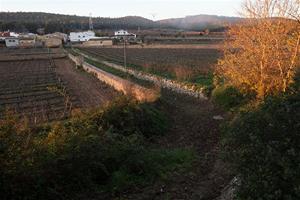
217 0 300 99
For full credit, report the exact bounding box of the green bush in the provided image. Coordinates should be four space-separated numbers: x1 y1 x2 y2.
212 85 247 110
0 98 192 200
100 98 167 138
222 93 300 200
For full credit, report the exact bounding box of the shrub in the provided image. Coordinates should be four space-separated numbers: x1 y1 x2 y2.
173 66 194 81
100 97 167 138
211 85 247 110
222 93 300 200
0 98 192 200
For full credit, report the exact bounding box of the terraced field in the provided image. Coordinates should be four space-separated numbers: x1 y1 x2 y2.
0 49 119 124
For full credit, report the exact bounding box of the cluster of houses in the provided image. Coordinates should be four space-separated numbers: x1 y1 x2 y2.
0 31 68 48
69 30 136 46
0 29 136 48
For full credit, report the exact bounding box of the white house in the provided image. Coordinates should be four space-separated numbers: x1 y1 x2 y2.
69 31 95 42
114 30 136 38
114 30 129 36
10 32 19 38
5 37 19 48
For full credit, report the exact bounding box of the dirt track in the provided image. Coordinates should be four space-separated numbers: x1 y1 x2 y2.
123 89 232 200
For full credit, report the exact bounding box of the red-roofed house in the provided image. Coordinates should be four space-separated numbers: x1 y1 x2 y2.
0 31 10 37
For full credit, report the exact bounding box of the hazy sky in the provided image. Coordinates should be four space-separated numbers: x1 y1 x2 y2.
0 0 243 20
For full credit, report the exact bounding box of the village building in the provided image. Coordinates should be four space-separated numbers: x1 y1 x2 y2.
0 31 11 46
114 30 129 36
10 32 19 38
40 32 67 48
5 37 19 48
114 30 136 39
0 31 10 38
19 36 36 48
69 31 96 42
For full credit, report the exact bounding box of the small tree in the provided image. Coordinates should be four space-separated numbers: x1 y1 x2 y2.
217 0 300 99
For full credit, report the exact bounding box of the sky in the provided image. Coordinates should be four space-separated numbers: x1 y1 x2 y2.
0 0 243 20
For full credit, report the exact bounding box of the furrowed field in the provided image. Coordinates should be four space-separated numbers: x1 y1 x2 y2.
77 47 221 85
0 49 119 123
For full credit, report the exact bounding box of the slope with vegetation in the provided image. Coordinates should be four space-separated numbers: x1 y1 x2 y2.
0 97 195 199
0 12 241 33
0 12 157 33
212 0 300 199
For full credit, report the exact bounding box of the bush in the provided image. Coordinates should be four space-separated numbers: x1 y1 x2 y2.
100 98 167 138
212 85 247 110
222 93 300 200
0 98 192 200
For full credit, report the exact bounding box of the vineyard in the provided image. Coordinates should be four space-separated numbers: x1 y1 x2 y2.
77 47 221 83
0 49 119 124
0 59 73 123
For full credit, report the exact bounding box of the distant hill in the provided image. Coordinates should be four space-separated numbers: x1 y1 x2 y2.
159 14 242 30
0 12 157 33
0 12 241 33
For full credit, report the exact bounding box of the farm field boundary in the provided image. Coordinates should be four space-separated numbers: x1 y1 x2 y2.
68 53 160 102
0 58 75 123
73 49 208 100
0 53 67 62
103 44 221 49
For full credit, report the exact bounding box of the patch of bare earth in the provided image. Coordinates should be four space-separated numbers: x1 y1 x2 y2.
54 58 120 110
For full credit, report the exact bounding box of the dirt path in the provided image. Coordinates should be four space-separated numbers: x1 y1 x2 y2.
124 89 232 200
54 58 120 109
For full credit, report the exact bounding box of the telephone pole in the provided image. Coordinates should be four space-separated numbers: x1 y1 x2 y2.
123 36 127 68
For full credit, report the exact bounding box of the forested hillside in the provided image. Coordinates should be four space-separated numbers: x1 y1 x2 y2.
0 12 237 33
0 12 158 33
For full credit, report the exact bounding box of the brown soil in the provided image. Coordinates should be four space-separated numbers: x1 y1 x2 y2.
0 48 120 123
0 48 66 61
54 58 120 109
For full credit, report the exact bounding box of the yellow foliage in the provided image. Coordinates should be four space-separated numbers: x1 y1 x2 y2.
217 0 300 99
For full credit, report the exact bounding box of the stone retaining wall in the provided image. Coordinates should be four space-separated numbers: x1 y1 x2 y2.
68 54 160 102
75 50 208 100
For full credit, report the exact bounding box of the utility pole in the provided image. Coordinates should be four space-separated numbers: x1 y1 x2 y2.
123 36 127 68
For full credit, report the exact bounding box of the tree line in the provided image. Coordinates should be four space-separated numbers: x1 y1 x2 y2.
0 12 159 33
